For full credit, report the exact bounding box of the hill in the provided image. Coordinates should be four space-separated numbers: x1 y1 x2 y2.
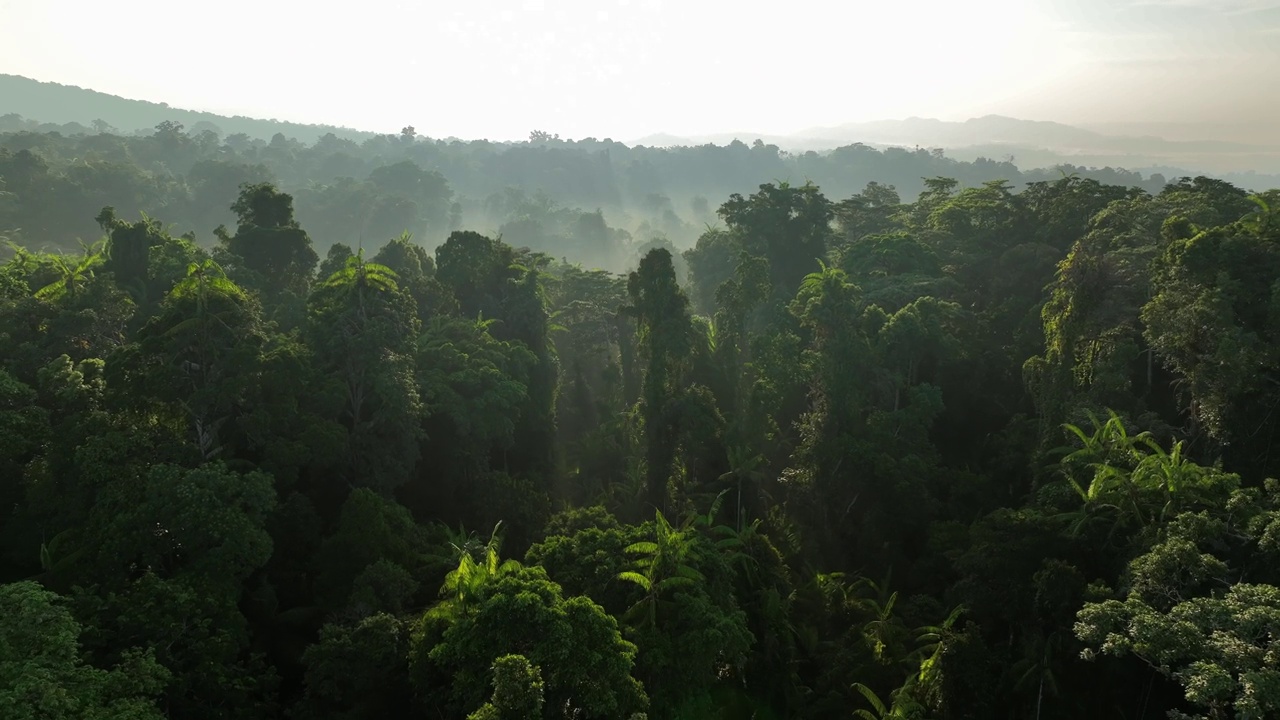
636 115 1280 176
6 73 1279 179
0 74 380 143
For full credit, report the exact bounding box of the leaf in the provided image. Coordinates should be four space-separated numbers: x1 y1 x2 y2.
657 575 697 591
674 564 706 582
853 682 888 718
617 571 652 591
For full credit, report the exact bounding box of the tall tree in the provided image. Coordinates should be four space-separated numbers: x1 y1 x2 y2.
625 248 694 514
719 181 834 297
215 182 318 308
307 250 422 495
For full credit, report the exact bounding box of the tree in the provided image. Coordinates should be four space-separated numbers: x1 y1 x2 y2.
33 240 106 302
615 507 754 718
1141 210 1280 477
466 654 545 720
1075 478 1280 720
312 488 434 612
683 228 741 316
617 509 706 629
215 182 318 303
295 613 413 720
372 231 454 320
433 230 559 479
431 523 522 621
126 259 266 460
416 315 535 473
719 181 833 296
307 249 422 494
416 565 648 719
625 248 694 514
0 581 168 720
73 463 279 719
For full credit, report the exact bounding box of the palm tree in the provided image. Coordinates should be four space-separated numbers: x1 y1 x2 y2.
1055 410 1211 536
1242 194 1273 235
795 261 857 340
1130 437 1214 522
711 516 764 584
617 509 705 628
718 441 768 533
911 604 965 711
854 574 908 665
34 239 106 301
164 260 250 334
1053 411 1150 532
1010 631 1062 720
319 248 399 320
3 239 33 271
155 260 255 459
30 528 87 589
432 522 520 620
853 679 926 719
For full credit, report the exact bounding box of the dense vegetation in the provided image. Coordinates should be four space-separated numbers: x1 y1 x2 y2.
0 118 1176 273
3 117 1280 720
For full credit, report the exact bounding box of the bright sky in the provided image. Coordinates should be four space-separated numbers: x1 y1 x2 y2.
1 0 1277 141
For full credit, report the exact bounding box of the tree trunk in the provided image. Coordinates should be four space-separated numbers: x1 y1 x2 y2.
1036 673 1044 720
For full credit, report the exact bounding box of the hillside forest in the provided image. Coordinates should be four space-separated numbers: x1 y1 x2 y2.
3 120 1280 720
0 115 1185 268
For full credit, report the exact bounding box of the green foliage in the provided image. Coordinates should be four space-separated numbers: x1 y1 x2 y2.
217 182 318 298
626 247 696 513
306 247 422 493
467 654 546 720
84 462 277 592
0 581 168 720
618 510 707 627
314 488 434 612
417 565 648 719
719 181 833 296
527 520 644 617
1142 211 1280 457
2 134 1280 720
295 613 413 720
33 240 107 302
1076 478 1280 719
417 315 535 459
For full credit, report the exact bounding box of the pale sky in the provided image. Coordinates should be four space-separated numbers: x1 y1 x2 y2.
1 0 1277 141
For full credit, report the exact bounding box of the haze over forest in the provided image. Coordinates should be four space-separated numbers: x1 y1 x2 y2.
1 69 1278 272
4 2 1280 719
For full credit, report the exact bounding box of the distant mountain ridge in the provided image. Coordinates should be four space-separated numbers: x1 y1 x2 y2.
635 115 1280 176
0 74 380 143
2 73 1278 180
796 115 1273 155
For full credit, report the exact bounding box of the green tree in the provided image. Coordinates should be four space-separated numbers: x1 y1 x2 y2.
416 565 648 720
466 654 545 720
215 182 318 304
295 613 413 720
74 463 279 719
719 181 833 296
0 581 168 720
125 259 266 460
1141 209 1280 477
307 249 421 494
625 248 695 514
1076 479 1280 720
33 240 106 303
